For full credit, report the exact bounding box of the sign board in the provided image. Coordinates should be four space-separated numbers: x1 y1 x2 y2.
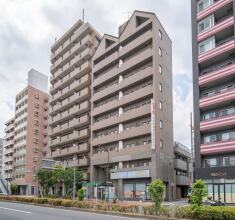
110 169 150 180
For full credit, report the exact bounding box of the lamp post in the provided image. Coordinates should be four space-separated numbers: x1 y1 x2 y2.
72 156 76 200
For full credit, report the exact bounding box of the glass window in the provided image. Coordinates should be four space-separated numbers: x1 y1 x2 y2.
160 139 163 149
159 65 162 74
205 158 217 167
160 120 163 129
136 184 146 199
222 132 230 141
198 36 215 54
159 47 162 57
124 184 134 199
197 0 213 12
198 15 214 33
159 83 162 92
159 101 162 110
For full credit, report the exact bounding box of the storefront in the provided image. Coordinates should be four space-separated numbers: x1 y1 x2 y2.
123 182 150 200
205 179 235 203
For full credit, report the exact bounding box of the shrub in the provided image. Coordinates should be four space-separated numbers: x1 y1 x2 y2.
61 199 73 207
149 179 165 211
191 179 207 206
77 188 85 201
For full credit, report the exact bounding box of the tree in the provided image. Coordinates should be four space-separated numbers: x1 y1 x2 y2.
191 179 207 206
36 169 56 195
149 179 165 211
10 183 19 195
61 167 83 196
77 188 85 201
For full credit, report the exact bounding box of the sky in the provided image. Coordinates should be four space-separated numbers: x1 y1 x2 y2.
0 0 193 148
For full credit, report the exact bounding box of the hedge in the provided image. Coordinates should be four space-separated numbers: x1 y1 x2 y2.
1 196 235 219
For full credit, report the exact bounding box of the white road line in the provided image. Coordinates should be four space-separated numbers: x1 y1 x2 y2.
0 206 32 214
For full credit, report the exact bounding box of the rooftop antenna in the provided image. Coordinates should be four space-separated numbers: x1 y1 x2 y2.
82 8 85 23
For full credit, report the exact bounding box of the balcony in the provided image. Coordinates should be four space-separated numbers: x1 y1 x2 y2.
78 158 89 167
92 124 150 146
198 39 235 64
50 114 89 136
51 87 90 113
51 35 92 72
92 144 152 165
92 85 152 117
199 88 235 109
93 66 153 102
52 143 89 158
176 175 190 186
92 104 151 131
93 30 152 75
52 23 90 59
197 0 233 21
174 159 187 171
200 113 235 132
49 101 90 126
51 74 90 105
201 139 235 155
52 48 92 82
199 61 235 86
51 61 91 94
198 16 234 42
50 129 89 147
93 47 153 88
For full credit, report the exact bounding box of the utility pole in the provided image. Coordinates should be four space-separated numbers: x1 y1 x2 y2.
72 156 76 200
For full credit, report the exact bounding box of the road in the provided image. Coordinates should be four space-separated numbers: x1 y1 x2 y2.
0 201 147 220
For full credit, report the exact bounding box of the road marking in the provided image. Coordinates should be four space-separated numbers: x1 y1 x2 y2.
0 206 32 214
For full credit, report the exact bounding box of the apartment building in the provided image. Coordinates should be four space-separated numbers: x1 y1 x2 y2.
48 20 101 181
174 142 193 199
0 138 3 175
90 11 173 200
3 118 15 185
8 69 49 195
192 0 235 203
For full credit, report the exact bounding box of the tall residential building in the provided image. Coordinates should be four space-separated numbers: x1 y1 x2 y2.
0 138 3 175
48 20 101 181
6 69 49 195
192 0 235 203
3 118 15 185
90 11 173 200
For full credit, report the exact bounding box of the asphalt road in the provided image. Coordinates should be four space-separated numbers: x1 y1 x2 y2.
0 201 147 220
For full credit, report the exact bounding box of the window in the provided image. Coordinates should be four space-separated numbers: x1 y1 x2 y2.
205 158 217 167
223 156 235 166
159 101 162 110
160 120 163 129
34 94 40 99
160 139 163 149
198 37 215 54
34 102 39 109
158 30 162 39
159 65 162 74
159 47 162 57
197 0 213 12
159 83 162 92
198 15 214 33
34 111 39 117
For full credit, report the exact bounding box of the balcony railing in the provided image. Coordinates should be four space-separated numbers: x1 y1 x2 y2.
198 39 235 63
200 87 235 109
197 0 233 21
201 139 235 155
198 16 234 42
199 60 235 86
200 113 235 131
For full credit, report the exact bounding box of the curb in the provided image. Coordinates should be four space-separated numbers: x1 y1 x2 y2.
0 200 191 220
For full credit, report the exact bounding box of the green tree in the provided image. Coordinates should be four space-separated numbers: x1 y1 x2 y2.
77 188 85 201
191 179 207 206
36 169 55 195
10 183 19 195
149 179 165 211
62 167 83 196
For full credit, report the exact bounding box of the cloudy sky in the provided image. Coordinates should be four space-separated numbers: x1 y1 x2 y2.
0 0 193 147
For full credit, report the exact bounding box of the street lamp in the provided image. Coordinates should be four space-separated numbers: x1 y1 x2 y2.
72 156 76 200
